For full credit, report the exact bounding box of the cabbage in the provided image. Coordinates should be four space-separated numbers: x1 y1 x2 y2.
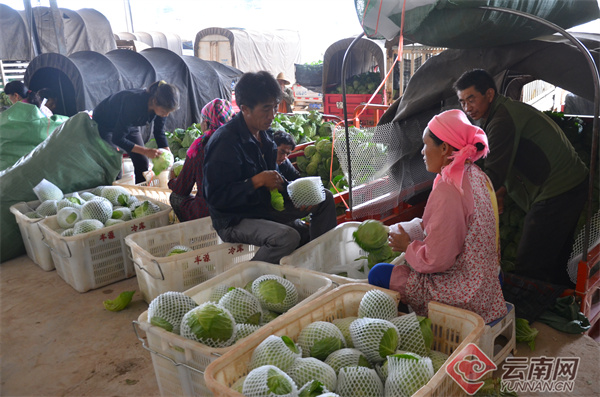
337 367 383 397
261 309 280 325
298 380 329 397
36 200 58 217
180 302 236 347
428 350 449 374
151 150 174 175
207 285 230 303
352 220 389 251
298 321 346 361
287 357 337 393
103 290 135 312
332 317 357 348
172 160 184 177
219 287 262 325
242 365 297 397
252 275 298 314
418 315 434 352
33 178 63 201
130 200 161 219
358 289 397 320
81 199 113 223
148 291 198 334
270 189 285 211
73 219 104 234
250 335 302 372
57 207 81 229
324 348 372 375
165 245 192 256
385 353 434 396
350 318 399 364
105 219 124 227
101 186 131 206
111 207 132 221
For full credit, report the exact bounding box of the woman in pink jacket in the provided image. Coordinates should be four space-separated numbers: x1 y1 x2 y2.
368 109 507 324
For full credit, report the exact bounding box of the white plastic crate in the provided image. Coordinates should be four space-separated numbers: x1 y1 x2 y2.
10 201 55 271
38 196 171 292
280 221 370 284
134 261 334 396
9 189 93 272
479 302 517 366
204 283 486 397
125 217 260 303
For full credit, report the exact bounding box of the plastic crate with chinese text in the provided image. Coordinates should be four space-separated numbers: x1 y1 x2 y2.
9 189 93 271
280 221 370 284
125 216 258 303
38 196 171 292
134 261 334 396
203 283 486 396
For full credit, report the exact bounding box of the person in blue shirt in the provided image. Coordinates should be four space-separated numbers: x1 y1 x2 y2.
92 81 179 183
203 71 337 264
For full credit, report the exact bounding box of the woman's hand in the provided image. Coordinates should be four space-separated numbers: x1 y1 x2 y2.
389 226 411 253
132 145 161 159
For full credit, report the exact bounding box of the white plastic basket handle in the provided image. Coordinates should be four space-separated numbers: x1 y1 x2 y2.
132 320 210 373
132 258 165 280
37 223 73 258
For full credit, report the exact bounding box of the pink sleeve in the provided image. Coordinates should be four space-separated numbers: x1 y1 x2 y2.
404 181 469 273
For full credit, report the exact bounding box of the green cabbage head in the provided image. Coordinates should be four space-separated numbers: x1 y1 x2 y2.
152 150 174 174
353 219 389 251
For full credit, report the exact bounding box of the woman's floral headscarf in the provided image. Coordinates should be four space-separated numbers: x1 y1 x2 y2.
187 98 234 158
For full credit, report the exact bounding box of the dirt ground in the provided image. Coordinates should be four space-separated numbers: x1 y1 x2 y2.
1 254 599 397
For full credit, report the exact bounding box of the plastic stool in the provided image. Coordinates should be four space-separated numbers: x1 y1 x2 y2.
479 302 516 366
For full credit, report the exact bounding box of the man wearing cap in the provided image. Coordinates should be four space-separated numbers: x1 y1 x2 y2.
276 72 295 113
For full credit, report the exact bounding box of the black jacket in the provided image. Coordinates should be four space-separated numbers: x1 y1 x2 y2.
92 89 168 152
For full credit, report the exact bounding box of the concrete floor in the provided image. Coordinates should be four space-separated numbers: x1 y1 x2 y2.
2 253 600 397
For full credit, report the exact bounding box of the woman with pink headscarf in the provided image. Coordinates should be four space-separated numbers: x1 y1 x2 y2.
369 109 507 323
168 98 235 221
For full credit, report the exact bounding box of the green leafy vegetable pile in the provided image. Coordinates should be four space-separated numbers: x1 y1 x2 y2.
272 110 333 145
327 72 382 95
146 123 203 161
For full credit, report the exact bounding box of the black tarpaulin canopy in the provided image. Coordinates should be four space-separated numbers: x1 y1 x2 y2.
392 34 600 123
322 36 386 94
0 5 116 60
23 48 236 131
0 4 32 60
355 0 600 48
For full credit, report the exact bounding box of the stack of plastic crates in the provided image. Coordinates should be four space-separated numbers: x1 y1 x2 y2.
203 283 486 396
38 196 171 292
133 261 333 396
125 216 259 304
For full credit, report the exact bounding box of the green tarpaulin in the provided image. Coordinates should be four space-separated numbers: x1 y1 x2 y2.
0 112 121 262
0 102 68 171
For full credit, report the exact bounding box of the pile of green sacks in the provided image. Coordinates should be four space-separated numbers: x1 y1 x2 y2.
0 110 122 262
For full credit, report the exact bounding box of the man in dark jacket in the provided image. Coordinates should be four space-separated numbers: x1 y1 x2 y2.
454 69 588 286
203 71 337 264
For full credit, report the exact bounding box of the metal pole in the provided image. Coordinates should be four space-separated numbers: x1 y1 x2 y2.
341 32 365 211
49 0 67 55
480 6 600 263
22 0 40 58
123 0 134 32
